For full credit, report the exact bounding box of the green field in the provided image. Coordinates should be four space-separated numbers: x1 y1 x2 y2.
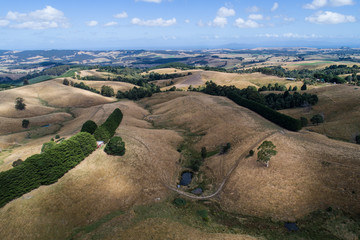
28 75 54 84
291 61 333 66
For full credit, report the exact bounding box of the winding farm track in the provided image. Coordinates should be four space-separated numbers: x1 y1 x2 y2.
164 131 279 200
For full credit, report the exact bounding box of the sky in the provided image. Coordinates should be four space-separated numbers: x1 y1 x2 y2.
0 0 359 50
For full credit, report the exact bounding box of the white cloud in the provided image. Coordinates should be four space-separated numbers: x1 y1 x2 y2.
114 12 128 19
131 17 176 26
283 33 320 38
271 2 279 11
234 18 262 28
330 0 355 6
135 0 162 3
87 20 98 27
197 20 205 27
248 14 263 20
304 0 354 9
212 16 227 27
211 6 235 28
217 7 235 17
3 6 69 29
306 11 356 24
284 17 295 22
247 6 260 13
0 20 9 27
185 19 190 23
104 21 118 27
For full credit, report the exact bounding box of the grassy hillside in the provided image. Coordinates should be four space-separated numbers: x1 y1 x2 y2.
280 84 360 142
0 89 359 239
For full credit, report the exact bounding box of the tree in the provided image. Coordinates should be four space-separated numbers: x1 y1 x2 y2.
104 136 126 156
12 159 23 167
23 79 29 85
81 120 98 134
101 85 115 97
301 83 307 91
310 114 324 125
63 79 70 86
201 147 207 159
22 119 30 128
15 97 26 110
355 135 360 144
257 141 277 167
41 141 57 153
293 86 298 91
300 117 308 127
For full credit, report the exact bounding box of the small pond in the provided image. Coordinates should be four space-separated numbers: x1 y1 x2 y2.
180 172 192 186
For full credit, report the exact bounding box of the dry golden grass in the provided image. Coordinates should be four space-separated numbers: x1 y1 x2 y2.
148 68 196 75
280 84 360 142
1 90 359 239
283 61 360 71
55 78 137 93
0 100 183 240
79 69 114 78
141 92 360 220
97 218 259 240
157 70 303 90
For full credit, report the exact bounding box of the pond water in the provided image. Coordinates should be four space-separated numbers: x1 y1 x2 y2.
180 172 192 186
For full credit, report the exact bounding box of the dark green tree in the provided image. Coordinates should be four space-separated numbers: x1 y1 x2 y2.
15 97 26 110
257 141 277 167
12 159 23 167
293 86 298 91
22 119 30 128
301 83 307 91
201 147 207 159
101 85 115 97
355 135 360 144
23 79 29 85
94 126 111 143
81 120 98 134
104 136 126 156
41 141 57 153
310 114 324 125
300 117 308 127
63 79 70 86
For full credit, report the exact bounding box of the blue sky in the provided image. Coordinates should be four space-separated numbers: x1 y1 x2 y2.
0 0 359 49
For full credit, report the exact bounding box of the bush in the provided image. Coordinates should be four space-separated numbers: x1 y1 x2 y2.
22 119 30 128
94 126 111 143
12 159 23 167
41 141 57 153
0 132 97 208
222 143 231 154
311 114 324 125
249 150 254 156
63 79 69 85
300 117 308 127
356 135 360 144
81 120 98 134
197 209 209 222
15 97 26 110
201 147 207 159
101 85 115 97
173 198 187 207
104 136 126 156
55 135 60 139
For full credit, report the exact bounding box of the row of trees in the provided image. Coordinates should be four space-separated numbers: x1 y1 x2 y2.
201 81 302 131
116 84 160 100
0 132 97 208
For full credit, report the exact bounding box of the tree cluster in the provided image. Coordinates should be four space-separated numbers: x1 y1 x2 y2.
201 81 303 131
0 132 97 208
81 120 98 134
73 82 100 94
116 84 160 100
257 141 277 167
101 85 115 97
94 108 123 143
104 136 126 156
265 91 318 110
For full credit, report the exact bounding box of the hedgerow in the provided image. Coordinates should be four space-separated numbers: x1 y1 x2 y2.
0 132 96 208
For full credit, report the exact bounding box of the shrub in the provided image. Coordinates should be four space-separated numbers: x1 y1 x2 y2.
249 150 254 156
173 198 187 207
222 143 231 154
356 135 360 144
12 159 23 167
15 97 26 110
101 85 115 97
300 117 308 127
94 126 111 143
55 134 60 139
41 141 57 153
257 141 277 167
201 147 207 159
81 120 98 134
197 209 209 222
63 79 69 85
311 114 324 125
104 136 126 156
22 119 30 128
